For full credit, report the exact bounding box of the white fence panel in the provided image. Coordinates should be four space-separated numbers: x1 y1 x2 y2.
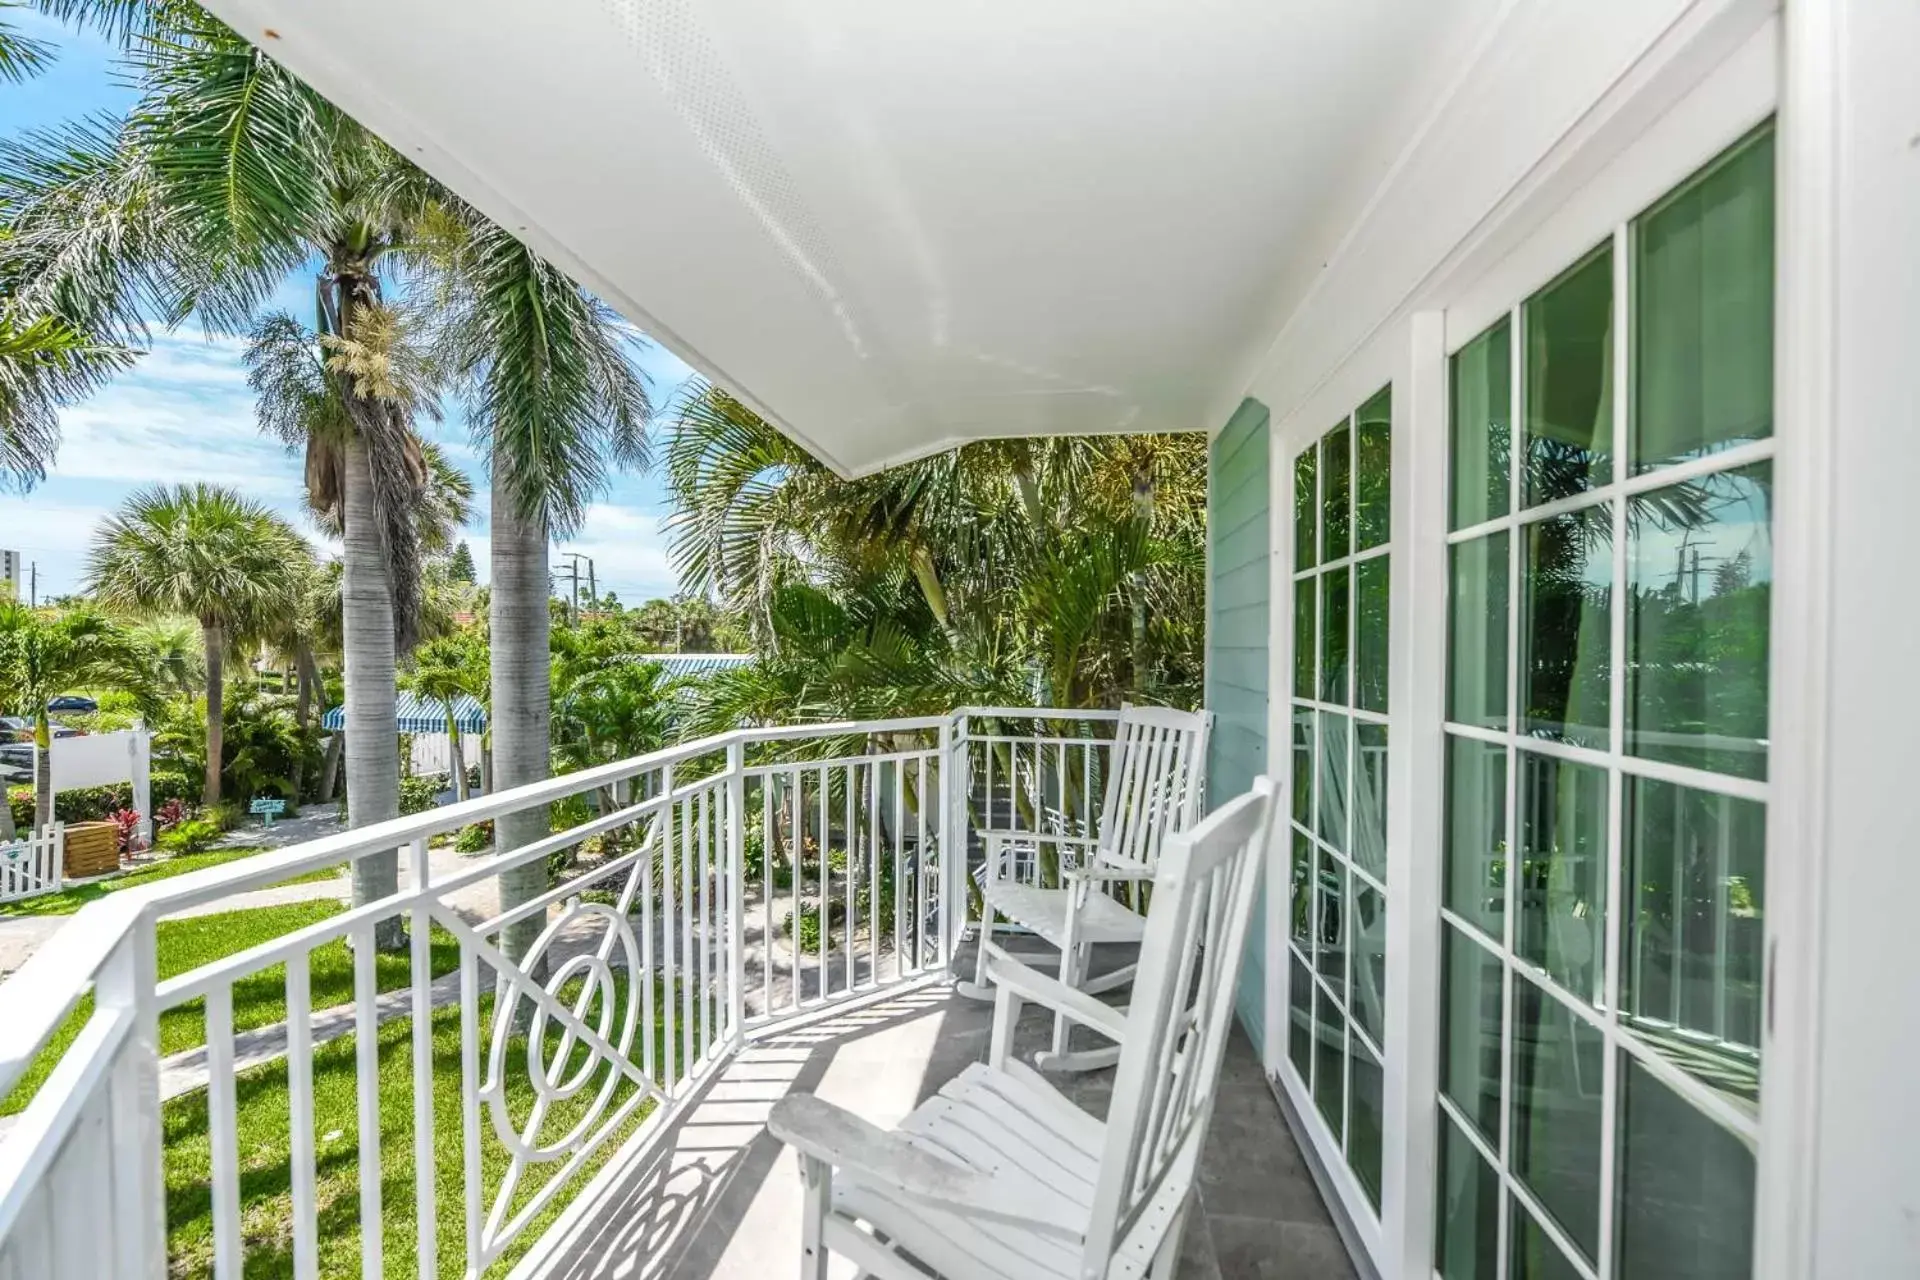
0 824 62 904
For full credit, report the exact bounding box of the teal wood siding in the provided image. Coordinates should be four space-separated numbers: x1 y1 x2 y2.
1206 397 1272 1046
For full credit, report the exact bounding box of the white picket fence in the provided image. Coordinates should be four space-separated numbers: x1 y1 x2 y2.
0 708 1124 1279
0 824 63 905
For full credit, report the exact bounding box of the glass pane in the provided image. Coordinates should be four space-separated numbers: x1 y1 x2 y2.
1317 712 1350 853
1517 753 1609 1006
1448 532 1509 730
1324 423 1352 561
1510 1198 1586 1280
1510 978 1604 1261
1314 983 1346 1143
1288 946 1314 1083
1356 553 1390 713
1444 736 1507 939
1435 1113 1499 1280
1291 707 1314 827
1622 777 1766 1102
1451 316 1513 530
1524 243 1615 507
1314 849 1346 989
1633 128 1775 472
1353 723 1388 881
1626 463 1772 780
1295 446 1318 570
1352 877 1385 1047
1350 1041 1384 1211
1321 566 1351 705
1440 924 1504 1143
1617 1055 1755 1280
1522 508 1613 749
1290 829 1313 948
1294 576 1317 700
1355 386 1392 550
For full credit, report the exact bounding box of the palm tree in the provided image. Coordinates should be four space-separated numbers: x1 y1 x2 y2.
423 208 651 965
86 483 309 805
403 632 484 803
0 602 148 830
0 306 134 489
2 9 446 948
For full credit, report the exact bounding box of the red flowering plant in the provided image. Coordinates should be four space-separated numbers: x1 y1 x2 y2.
110 808 147 855
154 798 188 833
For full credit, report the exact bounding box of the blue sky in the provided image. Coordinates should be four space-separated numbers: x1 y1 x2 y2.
0 12 696 604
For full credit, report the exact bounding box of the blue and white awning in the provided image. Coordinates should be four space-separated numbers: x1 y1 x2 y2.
322 692 487 735
642 654 754 679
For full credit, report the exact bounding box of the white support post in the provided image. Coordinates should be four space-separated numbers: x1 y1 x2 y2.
1384 309 1448 1280
94 921 164 1279
938 717 958 972
726 739 747 1045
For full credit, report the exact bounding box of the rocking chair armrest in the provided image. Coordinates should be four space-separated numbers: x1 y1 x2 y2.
1062 859 1154 885
979 828 1100 850
768 1093 1076 1236
983 945 1128 1043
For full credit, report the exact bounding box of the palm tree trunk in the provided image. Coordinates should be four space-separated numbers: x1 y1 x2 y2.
445 705 468 802
32 711 52 833
202 619 224 807
491 467 551 972
320 733 344 801
291 643 313 802
342 435 406 949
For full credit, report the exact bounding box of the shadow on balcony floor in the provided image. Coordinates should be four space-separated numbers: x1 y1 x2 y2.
523 943 1354 1280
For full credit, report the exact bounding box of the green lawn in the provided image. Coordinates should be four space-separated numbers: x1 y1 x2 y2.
2 901 460 1114
162 975 674 1279
0 846 340 918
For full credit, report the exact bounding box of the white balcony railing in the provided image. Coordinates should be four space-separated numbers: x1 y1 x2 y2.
0 706 1124 1279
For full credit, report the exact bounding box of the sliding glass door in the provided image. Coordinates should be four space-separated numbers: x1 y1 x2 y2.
1435 124 1775 1280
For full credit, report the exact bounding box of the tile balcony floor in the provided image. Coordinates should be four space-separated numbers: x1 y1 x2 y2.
526 941 1355 1280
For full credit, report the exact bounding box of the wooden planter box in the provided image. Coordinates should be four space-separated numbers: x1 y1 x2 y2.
63 821 121 879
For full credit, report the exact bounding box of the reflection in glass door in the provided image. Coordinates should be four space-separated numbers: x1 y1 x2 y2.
1286 385 1393 1220
1437 124 1774 1280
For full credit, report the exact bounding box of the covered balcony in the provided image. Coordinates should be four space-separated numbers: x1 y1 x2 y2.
0 711 1341 1278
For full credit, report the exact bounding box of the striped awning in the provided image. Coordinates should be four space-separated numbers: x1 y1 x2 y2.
641 654 754 678
321 692 487 735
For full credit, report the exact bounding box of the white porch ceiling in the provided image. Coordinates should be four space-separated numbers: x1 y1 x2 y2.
198 0 1490 475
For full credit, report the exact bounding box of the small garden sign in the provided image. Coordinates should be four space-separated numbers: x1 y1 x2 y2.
249 796 287 828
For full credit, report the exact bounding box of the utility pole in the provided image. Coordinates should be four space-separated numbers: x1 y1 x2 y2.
28 561 36 608
558 552 594 619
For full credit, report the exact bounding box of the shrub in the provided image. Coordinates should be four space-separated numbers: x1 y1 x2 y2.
399 775 445 816
148 770 194 806
453 821 492 853
154 797 188 832
156 816 222 854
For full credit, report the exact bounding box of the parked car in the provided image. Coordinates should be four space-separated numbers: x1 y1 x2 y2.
0 717 79 743
0 742 34 784
46 694 97 714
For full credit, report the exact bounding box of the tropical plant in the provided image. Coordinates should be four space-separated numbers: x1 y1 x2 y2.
402 630 485 802
86 483 310 804
421 202 652 964
665 384 1207 724
0 602 149 829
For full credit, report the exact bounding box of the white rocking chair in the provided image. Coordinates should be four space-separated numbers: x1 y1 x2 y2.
768 776 1277 1280
957 703 1209 1072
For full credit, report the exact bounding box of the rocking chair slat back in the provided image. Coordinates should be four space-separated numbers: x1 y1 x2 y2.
1094 704 1208 875
1081 776 1276 1272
